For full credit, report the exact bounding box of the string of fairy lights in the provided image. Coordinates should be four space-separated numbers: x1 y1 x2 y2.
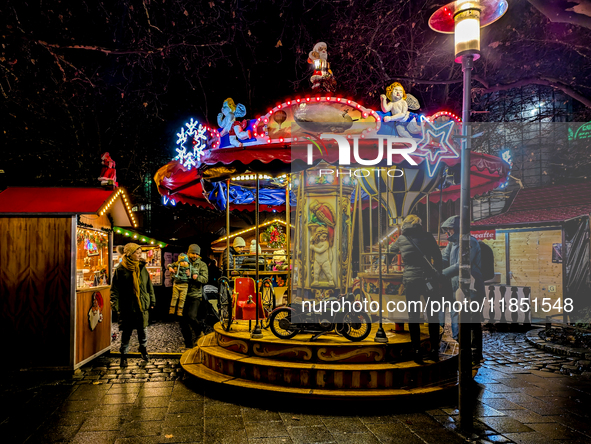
214 219 294 244
113 227 168 248
98 188 137 228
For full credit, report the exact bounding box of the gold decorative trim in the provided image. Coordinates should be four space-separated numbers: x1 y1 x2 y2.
318 347 385 362
217 335 248 354
253 343 313 360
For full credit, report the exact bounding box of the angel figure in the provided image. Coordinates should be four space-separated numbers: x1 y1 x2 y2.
217 98 252 147
380 82 422 138
310 226 335 286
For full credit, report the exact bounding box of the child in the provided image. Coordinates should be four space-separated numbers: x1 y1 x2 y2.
167 253 193 316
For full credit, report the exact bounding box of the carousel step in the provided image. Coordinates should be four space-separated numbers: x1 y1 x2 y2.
200 339 452 371
187 340 458 391
183 361 457 399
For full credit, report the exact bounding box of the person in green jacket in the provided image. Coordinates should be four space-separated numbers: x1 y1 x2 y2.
180 244 208 348
111 243 156 367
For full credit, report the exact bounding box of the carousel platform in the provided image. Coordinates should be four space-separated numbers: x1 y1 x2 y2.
181 322 458 399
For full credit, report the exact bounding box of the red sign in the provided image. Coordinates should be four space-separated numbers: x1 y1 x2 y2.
471 230 496 240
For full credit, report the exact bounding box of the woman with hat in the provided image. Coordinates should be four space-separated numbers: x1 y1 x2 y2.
111 243 156 366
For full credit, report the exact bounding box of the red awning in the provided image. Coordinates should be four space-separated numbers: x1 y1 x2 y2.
423 152 511 204
154 161 284 212
0 187 118 214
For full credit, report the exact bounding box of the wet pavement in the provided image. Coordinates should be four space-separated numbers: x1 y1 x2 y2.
1 329 591 443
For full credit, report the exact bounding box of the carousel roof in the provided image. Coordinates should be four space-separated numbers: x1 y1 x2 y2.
155 95 510 211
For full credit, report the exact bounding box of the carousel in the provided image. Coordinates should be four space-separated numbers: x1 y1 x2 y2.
154 44 510 398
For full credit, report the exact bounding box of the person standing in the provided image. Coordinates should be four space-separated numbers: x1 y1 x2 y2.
111 243 156 367
440 215 485 363
389 215 442 364
180 244 208 349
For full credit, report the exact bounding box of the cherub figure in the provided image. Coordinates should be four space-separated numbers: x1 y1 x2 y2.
217 98 252 147
380 82 422 138
308 42 336 91
310 226 335 286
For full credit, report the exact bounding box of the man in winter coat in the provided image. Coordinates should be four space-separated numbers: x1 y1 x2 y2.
180 244 209 348
221 236 246 276
389 215 442 363
440 215 485 362
111 243 156 367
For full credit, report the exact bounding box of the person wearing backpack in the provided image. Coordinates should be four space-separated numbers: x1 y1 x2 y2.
440 215 486 363
389 215 442 364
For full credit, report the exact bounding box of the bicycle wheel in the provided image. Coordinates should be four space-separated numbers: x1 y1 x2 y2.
340 312 371 342
218 278 233 332
260 278 275 329
269 307 298 340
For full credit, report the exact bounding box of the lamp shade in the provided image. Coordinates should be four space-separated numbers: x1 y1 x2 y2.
429 0 508 32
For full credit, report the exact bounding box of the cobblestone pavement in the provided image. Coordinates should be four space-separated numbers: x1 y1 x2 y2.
2 330 591 443
428 330 591 443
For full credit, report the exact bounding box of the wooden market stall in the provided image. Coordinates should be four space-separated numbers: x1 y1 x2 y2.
473 181 591 323
0 187 136 369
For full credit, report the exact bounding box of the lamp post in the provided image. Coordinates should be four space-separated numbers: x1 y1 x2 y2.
429 0 508 430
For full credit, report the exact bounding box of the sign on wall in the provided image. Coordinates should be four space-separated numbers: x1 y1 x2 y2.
471 230 496 241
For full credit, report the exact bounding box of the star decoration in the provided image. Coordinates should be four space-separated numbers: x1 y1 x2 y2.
414 119 459 177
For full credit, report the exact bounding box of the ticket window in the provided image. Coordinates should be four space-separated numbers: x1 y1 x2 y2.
76 228 110 290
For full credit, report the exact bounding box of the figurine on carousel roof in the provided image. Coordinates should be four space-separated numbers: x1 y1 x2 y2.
308 42 337 93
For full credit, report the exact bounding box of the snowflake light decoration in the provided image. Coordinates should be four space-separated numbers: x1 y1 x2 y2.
173 118 207 169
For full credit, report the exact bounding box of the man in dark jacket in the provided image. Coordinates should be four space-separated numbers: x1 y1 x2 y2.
440 215 485 362
180 244 208 348
221 236 246 276
111 243 156 366
389 215 442 363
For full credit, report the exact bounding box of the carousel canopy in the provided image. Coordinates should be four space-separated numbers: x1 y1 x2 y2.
155 95 510 212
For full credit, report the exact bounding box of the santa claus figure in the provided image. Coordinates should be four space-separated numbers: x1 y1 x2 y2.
308 42 335 91
98 152 118 186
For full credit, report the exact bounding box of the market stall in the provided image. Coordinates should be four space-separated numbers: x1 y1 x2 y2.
473 181 591 323
0 187 136 369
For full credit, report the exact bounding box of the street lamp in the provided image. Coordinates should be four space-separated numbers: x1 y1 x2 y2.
429 0 508 430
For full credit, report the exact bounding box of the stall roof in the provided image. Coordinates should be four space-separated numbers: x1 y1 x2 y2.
0 186 136 227
473 181 591 228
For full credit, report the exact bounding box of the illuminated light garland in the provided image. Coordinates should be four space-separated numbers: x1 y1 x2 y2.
99 189 137 228
114 226 168 247
174 117 208 170
428 111 462 123
214 218 295 243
